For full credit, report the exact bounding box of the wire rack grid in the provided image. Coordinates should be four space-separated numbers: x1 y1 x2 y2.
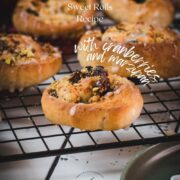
0 6 180 169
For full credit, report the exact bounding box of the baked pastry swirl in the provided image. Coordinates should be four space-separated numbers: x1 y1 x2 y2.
13 0 96 38
0 34 62 92
41 66 143 130
77 22 180 81
101 0 174 27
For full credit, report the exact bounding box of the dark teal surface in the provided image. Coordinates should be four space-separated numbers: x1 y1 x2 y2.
121 142 180 180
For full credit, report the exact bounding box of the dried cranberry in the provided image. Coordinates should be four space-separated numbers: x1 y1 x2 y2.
85 66 93 73
94 76 111 96
69 70 82 84
92 66 108 77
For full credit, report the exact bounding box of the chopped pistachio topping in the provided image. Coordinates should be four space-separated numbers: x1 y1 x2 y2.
92 87 99 92
19 48 34 58
0 36 35 65
5 57 11 65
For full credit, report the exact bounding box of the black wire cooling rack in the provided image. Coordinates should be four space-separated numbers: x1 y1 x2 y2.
0 4 180 178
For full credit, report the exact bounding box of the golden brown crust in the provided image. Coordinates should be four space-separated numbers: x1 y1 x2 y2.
41 68 143 131
13 0 96 38
0 34 62 91
101 0 174 27
77 23 180 80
